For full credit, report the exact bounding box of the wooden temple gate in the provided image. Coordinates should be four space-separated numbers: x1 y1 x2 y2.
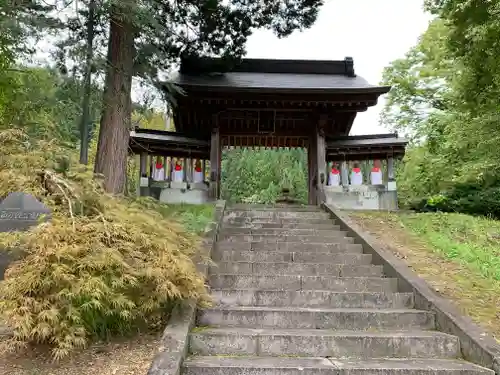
129 57 407 209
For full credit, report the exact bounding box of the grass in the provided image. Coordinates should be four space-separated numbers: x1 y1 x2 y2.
348 210 500 341
152 202 215 235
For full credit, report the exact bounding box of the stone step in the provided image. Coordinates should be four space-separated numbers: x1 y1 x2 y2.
183 357 493 375
209 262 383 277
219 234 352 243
223 218 334 225
209 275 396 292
212 289 414 308
224 211 331 219
198 307 435 330
215 242 361 253
227 205 323 212
223 222 337 230
212 250 372 264
220 227 342 235
188 328 458 358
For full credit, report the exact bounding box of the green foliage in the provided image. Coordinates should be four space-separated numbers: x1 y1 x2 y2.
411 182 500 219
221 148 308 204
381 19 454 140
0 66 101 144
382 5 500 215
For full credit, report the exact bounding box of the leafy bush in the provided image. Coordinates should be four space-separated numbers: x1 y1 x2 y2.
0 129 210 359
411 180 500 219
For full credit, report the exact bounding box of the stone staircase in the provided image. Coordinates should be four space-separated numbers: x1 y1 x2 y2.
183 205 493 375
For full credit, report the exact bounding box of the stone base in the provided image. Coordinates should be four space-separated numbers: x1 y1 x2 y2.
324 185 398 210
159 185 210 204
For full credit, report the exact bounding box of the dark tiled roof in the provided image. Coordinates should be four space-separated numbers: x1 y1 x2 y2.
327 134 409 148
130 128 209 146
129 128 210 158
170 57 390 94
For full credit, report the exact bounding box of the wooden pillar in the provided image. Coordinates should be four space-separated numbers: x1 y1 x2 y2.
163 156 170 181
137 153 148 196
387 155 397 192
315 117 327 205
218 145 223 198
387 156 395 181
210 119 220 200
182 157 187 182
307 140 317 205
139 153 147 177
202 160 206 182
341 160 349 187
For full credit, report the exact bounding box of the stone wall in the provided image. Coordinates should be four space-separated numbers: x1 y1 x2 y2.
324 185 398 210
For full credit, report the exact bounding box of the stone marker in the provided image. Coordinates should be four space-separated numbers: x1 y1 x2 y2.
0 192 52 280
0 192 51 232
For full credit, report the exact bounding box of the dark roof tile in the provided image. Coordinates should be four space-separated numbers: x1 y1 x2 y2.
170 57 390 94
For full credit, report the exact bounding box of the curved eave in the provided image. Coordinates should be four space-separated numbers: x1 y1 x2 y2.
168 83 391 96
129 129 210 159
326 135 408 161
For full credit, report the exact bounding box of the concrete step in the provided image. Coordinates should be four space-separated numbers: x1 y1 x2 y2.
224 211 331 219
215 242 361 253
227 205 323 212
209 262 383 277
188 328 458 358
198 307 435 330
209 274 397 292
223 222 337 230
183 357 493 375
220 227 342 235
212 250 372 264
223 218 335 226
212 290 414 309
219 233 352 243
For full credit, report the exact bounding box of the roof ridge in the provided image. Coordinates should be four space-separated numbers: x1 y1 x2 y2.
180 56 356 77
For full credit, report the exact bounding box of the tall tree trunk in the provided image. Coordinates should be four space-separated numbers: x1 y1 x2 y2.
94 6 135 194
79 0 96 165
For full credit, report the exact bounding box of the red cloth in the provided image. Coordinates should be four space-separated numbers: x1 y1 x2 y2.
352 168 361 173
155 162 163 169
174 164 182 171
371 167 381 173
331 168 340 174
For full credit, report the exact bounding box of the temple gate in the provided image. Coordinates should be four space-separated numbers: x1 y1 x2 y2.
129 57 407 209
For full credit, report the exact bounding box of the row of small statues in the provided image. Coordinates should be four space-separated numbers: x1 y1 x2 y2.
148 157 386 186
328 161 384 186
150 157 206 183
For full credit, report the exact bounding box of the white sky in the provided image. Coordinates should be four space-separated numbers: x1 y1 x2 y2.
245 0 432 135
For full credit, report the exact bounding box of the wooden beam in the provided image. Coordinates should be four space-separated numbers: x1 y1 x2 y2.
179 91 382 104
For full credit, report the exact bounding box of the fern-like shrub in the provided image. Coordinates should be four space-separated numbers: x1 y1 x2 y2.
0 129 211 359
